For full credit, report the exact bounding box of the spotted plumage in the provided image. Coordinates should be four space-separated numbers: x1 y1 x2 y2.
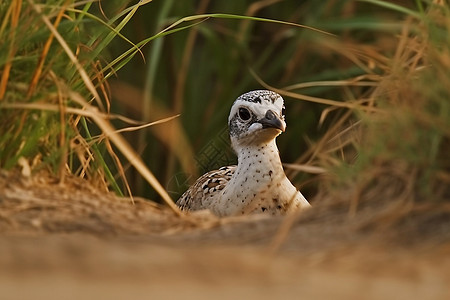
177 90 310 217
177 166 236 211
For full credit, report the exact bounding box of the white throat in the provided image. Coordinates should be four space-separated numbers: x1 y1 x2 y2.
214 139 286 216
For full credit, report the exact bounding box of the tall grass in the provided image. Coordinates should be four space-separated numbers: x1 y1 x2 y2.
347 1 450 204
1 0 448 214
108 0 449 205
0 0 179 211
0 0 124 191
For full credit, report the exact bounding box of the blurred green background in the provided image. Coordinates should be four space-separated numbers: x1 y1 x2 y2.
1 0 448 205
103 0 406 200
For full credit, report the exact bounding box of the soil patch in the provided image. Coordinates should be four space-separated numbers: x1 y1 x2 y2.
0 171 449 299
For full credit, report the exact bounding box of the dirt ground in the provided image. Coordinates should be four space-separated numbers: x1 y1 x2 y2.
0 170 449 300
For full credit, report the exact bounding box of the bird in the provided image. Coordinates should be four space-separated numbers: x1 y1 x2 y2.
177 90 310 217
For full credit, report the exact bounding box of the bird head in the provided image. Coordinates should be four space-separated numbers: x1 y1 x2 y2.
228 90 286 149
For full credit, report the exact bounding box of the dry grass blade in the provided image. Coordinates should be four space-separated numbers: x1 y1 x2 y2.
0 0 22 100
75 97 181 214
109 80 199 181
250 69 383 112
26 1 66 98
283 78 379 91
114 115 180 134
282 163 327 175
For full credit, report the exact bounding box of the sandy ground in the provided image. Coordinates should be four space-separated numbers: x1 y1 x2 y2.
0 171 449 299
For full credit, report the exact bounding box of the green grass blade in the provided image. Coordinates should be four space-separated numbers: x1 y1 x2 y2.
80 117 124 196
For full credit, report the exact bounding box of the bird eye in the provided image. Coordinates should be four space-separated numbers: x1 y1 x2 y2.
238 107 251 121
281 105 285 116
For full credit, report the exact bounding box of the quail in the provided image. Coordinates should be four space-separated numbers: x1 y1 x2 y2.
177 90 310 217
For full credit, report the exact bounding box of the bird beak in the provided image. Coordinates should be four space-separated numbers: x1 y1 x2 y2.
258 110 286 132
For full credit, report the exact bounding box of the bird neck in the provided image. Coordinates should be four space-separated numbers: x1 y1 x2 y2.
235 139 283 172
214 139 286 216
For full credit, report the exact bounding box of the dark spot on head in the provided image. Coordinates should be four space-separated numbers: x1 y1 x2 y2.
236 90 279 104
261 207 267 212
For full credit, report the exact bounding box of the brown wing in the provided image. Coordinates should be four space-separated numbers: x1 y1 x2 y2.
176 166 236 211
